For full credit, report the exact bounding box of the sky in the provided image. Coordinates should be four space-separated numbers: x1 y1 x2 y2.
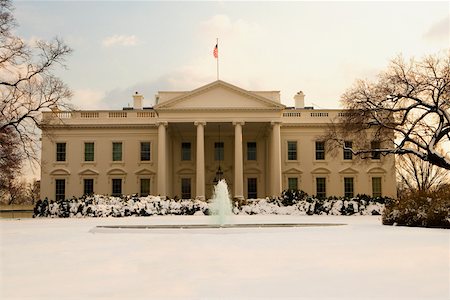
13 0 449 110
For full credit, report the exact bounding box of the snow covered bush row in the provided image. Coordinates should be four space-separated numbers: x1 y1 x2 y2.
33 194 384 218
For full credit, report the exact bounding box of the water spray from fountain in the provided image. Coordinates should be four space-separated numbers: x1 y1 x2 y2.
210 179 233 226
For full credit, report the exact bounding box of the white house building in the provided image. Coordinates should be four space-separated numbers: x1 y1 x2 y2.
40 80 396 201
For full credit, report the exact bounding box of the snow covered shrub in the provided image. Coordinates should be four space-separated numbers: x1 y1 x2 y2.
281 189 308 206
383 188 450 228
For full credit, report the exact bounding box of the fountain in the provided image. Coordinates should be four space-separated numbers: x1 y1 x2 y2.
209 179 233 226
91 180 346 232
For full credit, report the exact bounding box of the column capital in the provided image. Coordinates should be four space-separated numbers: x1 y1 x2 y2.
270 121 282 127
232 121 245 126
156 121 168 127
194 121 206 127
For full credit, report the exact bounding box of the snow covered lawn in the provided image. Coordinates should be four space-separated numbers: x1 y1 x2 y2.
1 215 449 300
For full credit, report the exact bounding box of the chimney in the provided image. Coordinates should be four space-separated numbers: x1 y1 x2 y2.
133 91 143 110
294 91 305 109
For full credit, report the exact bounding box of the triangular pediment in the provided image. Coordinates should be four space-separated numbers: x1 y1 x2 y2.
283 168 303 174
339 167 359 174
154 80 285 111
134 168 155 176
78 168 99 176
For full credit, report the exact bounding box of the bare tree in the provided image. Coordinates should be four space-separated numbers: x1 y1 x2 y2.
396 151 448 193
0 0 72 161
327 51 450 170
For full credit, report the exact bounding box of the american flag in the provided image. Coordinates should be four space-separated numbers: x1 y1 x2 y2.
213 44 218 58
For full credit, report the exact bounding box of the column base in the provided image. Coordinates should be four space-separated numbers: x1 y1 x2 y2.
233 195 245 201
195 195 206 201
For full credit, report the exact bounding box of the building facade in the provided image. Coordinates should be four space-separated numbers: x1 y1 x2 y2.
40 80 396 201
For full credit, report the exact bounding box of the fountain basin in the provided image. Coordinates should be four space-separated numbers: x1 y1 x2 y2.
90 223 347 233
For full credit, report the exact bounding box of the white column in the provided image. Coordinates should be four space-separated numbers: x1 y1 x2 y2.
271 121 282 197
157 121 168 198
194 121 206 200
233 121 244 200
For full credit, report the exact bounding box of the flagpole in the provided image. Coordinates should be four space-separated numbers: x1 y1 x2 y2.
216 38 219 80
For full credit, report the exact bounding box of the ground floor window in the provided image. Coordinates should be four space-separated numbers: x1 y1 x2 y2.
316 177 326 199
140 179 150 196
372 177 382 197
344 177 354 198
288 177 298 190
55 179 65 201
83 179 94 195
247 178 257 199
112 179 122 196
181 178 191 199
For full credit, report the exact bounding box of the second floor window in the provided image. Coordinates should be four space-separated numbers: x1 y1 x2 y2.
343 141 353 160
371 141 381 160
140 142 151 161
315 141 325 160
56 143 66 162
84 142 94 161
215 142 224 161
287 141 297 160
112 142 122 161
247 142 257 161
181 142 191 161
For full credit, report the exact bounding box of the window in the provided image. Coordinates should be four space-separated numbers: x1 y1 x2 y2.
83 179 94 195
371 141 381 160
247 142 257 161
140 179 150 197
181 178 191 199
112 179 122 196
55 179 65 201
344 177 354 198
288 177 298 191
84 142 94 161
315 141 325 160
215 142 224 161
372 177 382 197
112 142 122 161
287 141 297 160
247 178 257 199
140 142 151 161
181 142 191 161
343 141 353 160
316 177 326 199
56 143 66 162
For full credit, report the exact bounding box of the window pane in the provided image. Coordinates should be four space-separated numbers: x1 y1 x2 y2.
140 179 150 196
287 141 297 160
181 178 191 199
247 178 257 199
112 179 122 196
316 177 326 199
84 143 94 161
181 142 191 161
83 179 94 195
315 141 325 160
140 142 151 161
344 177 354 198
55 179 65 201
372 177 382 197
56 143 66 161
343 141 353 160
112 142 122 161
247 142 257 161
215 142 224 161
371 141 381 159
288 178 298 190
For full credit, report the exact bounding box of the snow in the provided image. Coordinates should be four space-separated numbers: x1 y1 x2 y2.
1 215 449 300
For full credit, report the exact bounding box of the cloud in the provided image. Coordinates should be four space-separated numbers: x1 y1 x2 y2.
423 16 449 41
71 89 106 110
102 34 139 47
